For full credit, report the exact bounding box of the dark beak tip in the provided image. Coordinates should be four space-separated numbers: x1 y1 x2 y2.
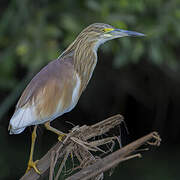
140 33 146 37
138 34 146 37
132 32 146 37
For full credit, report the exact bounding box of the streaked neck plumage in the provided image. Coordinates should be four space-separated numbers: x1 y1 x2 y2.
60 33 104 92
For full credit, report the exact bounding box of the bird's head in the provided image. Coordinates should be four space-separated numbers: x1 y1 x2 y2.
61 23 145 60
77 23 145 50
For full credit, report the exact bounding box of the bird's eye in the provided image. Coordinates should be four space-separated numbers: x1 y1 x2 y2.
103 28 114 33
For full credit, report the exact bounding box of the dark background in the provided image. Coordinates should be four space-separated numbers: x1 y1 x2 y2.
0 0 180 179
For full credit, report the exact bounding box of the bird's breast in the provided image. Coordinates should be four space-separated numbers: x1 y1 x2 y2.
40 72 80 125
55 72 81 116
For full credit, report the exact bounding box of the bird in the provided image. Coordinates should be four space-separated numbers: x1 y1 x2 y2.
8 23 144 174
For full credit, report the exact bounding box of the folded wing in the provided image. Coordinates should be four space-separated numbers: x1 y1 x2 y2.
9 58 81 134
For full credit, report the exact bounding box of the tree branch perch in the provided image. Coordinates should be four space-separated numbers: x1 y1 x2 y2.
20 114 161 180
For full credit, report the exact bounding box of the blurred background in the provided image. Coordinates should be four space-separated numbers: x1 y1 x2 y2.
0 0 180 179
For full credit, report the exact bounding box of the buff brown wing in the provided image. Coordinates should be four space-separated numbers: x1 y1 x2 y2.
9 58 80 134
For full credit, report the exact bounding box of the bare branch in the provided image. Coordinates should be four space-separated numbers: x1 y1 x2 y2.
20 114 124 180
65 132 161 180
19 115 161 180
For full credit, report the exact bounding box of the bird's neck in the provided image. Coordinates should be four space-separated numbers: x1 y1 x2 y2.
74 40 98 91
61 39 99 92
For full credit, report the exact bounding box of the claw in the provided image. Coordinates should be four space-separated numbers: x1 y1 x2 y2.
26 160 41 174
58 134 66 141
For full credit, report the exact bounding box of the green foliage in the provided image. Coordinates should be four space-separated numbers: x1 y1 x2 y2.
0 1 180 179
0 0 179 119
0 0 179 114
0 0 180 88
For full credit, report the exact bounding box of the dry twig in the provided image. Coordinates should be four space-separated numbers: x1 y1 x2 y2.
20 114 123 180
65 132 161 180
20 115 161 180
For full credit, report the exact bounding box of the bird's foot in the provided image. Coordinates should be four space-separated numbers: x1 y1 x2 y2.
58 133 66 141
26 160 41 174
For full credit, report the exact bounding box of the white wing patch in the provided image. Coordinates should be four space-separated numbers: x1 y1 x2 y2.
9 106 36 134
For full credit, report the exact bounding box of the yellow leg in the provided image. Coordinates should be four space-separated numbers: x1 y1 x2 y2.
44 122 66 141
26 125 41 174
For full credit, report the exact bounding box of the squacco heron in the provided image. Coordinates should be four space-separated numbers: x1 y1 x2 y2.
8 23 144 174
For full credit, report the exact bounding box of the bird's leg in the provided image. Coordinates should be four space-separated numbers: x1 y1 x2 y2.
26 125 41 174
44 122 66 141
